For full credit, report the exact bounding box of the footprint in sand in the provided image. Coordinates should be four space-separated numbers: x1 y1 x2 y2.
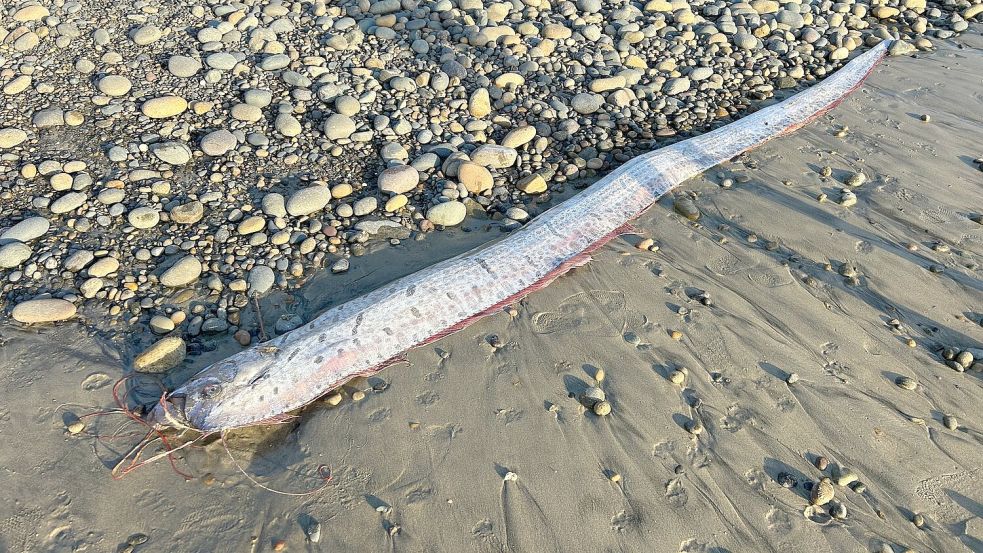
665 477 689 508
532 290 642 336
610 509 640 533
766 507 793 533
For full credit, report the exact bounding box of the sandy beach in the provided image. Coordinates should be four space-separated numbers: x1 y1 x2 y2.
2 15 982 553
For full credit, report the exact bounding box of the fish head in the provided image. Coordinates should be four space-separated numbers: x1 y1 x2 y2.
151 347 280 432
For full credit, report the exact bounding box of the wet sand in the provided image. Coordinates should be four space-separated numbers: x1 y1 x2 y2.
1 34 981 553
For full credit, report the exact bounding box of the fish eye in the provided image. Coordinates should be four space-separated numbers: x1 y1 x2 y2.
201 383 222 399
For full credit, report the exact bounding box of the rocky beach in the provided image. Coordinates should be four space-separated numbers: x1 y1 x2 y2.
0 0 982 552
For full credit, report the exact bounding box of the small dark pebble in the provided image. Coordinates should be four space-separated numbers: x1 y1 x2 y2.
815 456 829 471
803 481 814 491
674 464 684 474
777 472 797 488
127 534 149 546
850 481 866 494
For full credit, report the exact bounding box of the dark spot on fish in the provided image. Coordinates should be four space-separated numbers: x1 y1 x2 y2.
477 258 495 275
315 355 324 363
288 350 299 361
273 387 279 395
337 348 344 356
407 284 416 296
410 306 422 318
383 327 393 336
445 291 458 302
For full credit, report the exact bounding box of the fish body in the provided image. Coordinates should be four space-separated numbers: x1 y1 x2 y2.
153 42 889 432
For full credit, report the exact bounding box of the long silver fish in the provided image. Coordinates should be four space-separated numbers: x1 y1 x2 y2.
152 41 890 433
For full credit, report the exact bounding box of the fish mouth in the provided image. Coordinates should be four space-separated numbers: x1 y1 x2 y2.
150 393 191 429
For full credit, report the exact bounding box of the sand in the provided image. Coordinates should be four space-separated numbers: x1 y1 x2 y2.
2 35 982 553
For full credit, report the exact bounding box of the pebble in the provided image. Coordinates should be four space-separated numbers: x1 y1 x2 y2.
457 162 493 193
160 256 203 287
674 197 700 221
378 165 419 194
50 192 87 214
470 145 518 169
97 76 132 97
1 217 49 243
895 376 918 390
128 207 161 229
501 127 537 149
248 265 275 295
170 201 204 224
286 186 332 216
685 418 703 435
149 315 175 334
0 128 29 149
131 25 163 45
11 298 77 323
323 114 356 140
571 93 604 114
151 142 192 165
200 130 237 156
142 96 188 119
133 336 188 373
815 456 829 471
426 202 467 227
593 400 612 416
942 414 958 430
168 55 202 78
517 174 547 194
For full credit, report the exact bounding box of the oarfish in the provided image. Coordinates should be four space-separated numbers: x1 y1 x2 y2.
152 41 890 433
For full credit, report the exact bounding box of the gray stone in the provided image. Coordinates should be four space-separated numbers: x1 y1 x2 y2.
151 141 192 165
378 165 420 194
664 77 691 95
471 145 518 168
1 217 49 244
323 114 356 140
11 298 77 324
168 55 201 78
127 207 160 229
50 192 86 214
33 108 65 128
200 129 237 156
571 92 604 114
426 201 467 226
286 186 331 216
131 25 163 45
160 255 202 287
262 193 287 218
0 242 32 268
248 265 275 295
134 337 186 373
353 196 378 216
170 201 204 224
0 128 28 148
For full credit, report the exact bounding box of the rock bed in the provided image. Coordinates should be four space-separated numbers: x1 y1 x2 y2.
0 0 978 360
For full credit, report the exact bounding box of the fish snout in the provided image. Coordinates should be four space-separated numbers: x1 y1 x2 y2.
150 393 192 429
